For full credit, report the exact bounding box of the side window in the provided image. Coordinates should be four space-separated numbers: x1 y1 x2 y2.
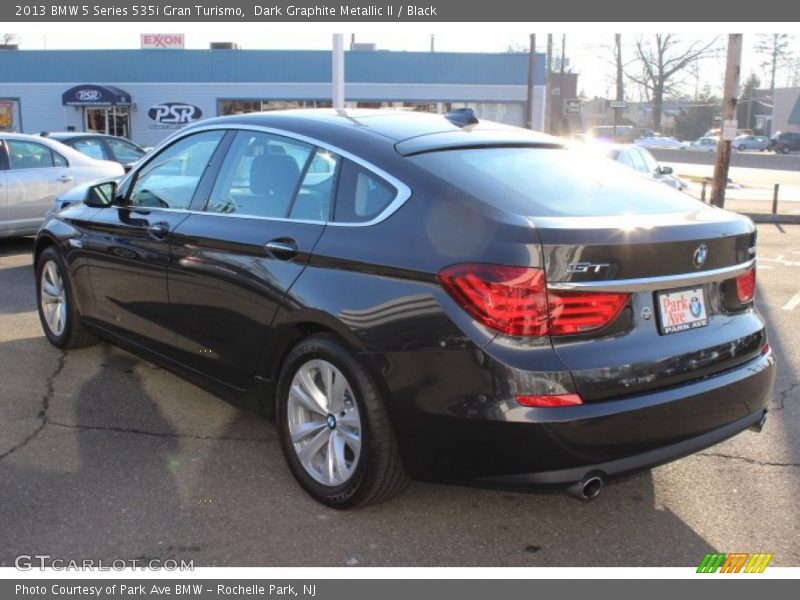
639 149 659 173
107 138 146 164
615 151 634 169
129 130 224 210
52 151 68 167
628 149 649 173
71 138 108 161
288 149 340 222
6 140 57 170
206 131 313 218
333 160 397 224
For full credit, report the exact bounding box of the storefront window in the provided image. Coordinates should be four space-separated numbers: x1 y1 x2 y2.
218 100 332 116
0 99 22 132
351 101 525 127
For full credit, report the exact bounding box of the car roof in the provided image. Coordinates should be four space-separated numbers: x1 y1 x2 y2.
188 109 563 154
43 132 118 140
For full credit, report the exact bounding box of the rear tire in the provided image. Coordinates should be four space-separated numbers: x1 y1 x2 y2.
36 246 99 349
276 334 409 508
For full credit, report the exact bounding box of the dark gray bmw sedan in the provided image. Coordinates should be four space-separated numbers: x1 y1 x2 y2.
34 109 775 507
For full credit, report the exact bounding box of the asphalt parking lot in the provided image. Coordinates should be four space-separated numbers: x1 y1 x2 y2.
1 226 798 568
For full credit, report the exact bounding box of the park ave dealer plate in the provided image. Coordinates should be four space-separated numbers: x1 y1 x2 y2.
657 287 708 334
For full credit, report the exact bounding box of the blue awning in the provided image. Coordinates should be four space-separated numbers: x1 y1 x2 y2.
62 84 131 107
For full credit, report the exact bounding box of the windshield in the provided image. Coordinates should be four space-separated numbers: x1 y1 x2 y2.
409 147 704 217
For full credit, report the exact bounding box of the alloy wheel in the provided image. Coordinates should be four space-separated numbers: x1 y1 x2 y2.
286 359 362 486
40 260 67 337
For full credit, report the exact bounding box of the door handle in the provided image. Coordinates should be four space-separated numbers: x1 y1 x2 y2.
57 174 75 183
147 221 170 239
264 239 299 259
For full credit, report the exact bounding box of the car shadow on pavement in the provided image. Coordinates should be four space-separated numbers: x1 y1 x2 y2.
0 334 726 568
0 237 34 257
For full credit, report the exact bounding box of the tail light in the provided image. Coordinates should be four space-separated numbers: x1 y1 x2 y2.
438 263 629 337
516 393 583 407
735 267 756 304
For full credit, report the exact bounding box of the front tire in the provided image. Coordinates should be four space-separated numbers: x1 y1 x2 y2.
36 246 98 349
276 334 409 508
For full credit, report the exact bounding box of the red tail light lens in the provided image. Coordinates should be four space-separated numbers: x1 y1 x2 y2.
735 267 756 303
516 393 583 407
437 264 549 336
438 263 629 337
548 291 630 336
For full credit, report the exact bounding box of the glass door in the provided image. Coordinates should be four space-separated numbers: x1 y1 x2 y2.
85 107 130 138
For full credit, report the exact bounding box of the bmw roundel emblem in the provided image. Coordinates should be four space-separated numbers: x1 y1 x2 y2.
690 296 703 318
693 244 708 268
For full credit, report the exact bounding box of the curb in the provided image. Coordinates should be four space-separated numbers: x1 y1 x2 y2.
742 213 800 224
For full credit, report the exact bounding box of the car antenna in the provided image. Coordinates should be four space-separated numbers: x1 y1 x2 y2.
444 108 479 128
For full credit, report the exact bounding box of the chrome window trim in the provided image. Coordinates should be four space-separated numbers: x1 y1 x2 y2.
547 259 756 293
137 123 411 227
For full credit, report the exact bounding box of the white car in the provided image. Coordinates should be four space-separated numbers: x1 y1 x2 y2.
599 144 689 191
634 136 685 149
1 133 123 237
685 137 719 152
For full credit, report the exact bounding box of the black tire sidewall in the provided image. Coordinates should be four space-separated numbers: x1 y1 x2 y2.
35 247 74 347
276 336 373 507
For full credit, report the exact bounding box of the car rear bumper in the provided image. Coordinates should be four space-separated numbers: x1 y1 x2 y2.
476 408 767 487
378 348 776 485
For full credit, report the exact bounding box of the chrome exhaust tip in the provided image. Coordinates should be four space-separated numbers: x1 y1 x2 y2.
567 474 604 501
749 411 768 433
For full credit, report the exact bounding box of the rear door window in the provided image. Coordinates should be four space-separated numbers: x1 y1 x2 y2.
205 130 314 218
410 147 703 217
71 138 109 161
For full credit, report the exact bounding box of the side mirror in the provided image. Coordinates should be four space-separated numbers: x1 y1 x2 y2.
85 181 117 208
659 165 673 175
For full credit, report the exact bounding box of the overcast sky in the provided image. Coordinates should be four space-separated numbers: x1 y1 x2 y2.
4 24 798 99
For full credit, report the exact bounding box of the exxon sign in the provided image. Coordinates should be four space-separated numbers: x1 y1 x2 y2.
140 34 185 49
148 103 203 128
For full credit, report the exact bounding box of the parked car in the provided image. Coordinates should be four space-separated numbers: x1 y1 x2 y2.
685 137 719 152
602 144 688 190
34 109 774 508
0 133 124 238
586 126 655 144
734 135 770 151
769 131 800 154
41 132 147 171
634 136 685 149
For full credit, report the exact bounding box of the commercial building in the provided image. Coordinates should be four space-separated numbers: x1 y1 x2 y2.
0 48 546 147
771 87 800 135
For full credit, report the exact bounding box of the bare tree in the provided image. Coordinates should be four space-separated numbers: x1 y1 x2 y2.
1 33 18 45
754 34 794 94
624 34 719 131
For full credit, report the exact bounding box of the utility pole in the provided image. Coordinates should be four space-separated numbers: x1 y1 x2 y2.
545 34 553 133
711 34 743 208
527 34 537 130
430 34 435 52
614 33 624 143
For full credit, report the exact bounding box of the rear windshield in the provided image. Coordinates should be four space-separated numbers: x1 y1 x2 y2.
409 147 703 217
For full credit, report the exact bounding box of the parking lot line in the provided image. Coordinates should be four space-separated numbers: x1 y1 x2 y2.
782 292 800 311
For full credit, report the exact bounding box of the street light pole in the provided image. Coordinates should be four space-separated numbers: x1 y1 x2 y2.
710 34 743 208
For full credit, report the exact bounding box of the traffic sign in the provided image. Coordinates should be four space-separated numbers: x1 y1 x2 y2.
564 99 581 115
